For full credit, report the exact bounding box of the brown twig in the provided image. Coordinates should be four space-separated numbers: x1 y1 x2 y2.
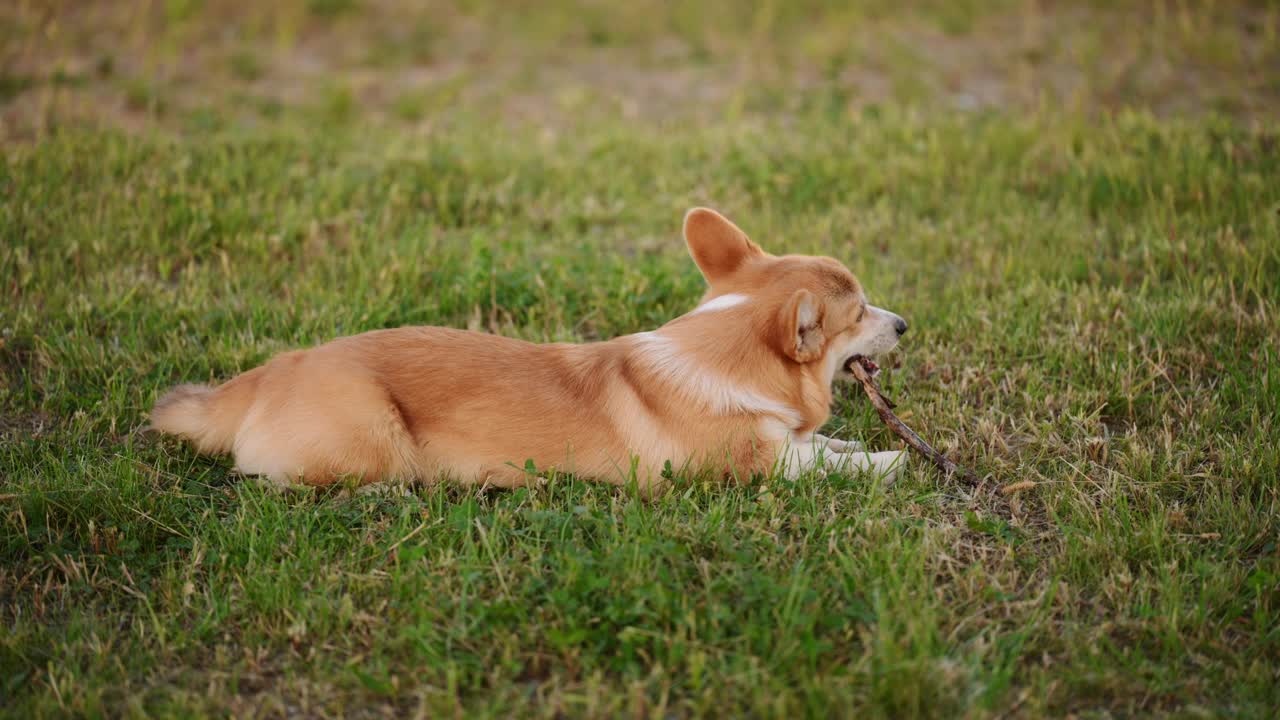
848 362 980 486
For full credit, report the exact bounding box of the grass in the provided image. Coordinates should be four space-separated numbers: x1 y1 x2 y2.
3 2 1280 718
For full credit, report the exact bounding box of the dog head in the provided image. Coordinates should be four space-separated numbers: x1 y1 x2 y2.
683 207 907 383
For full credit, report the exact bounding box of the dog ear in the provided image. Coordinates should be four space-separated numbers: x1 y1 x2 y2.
683 207 764 285
778 289 826 363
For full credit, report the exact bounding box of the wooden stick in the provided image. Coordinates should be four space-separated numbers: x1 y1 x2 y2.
848 362 980 486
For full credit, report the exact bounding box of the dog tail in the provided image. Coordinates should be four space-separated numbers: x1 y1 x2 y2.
149 367 264 454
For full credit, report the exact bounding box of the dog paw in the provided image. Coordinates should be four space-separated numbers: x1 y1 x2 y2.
825 438 865 452
866 450 908 483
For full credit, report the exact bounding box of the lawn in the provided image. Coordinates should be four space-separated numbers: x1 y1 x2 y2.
2 2 1279 717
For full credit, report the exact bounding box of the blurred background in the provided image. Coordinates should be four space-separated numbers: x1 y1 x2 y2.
3 0 1277 140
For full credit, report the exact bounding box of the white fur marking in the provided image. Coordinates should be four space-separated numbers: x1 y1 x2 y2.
774 430 907 480
688 293 748 316
830 304 906 385
631 332 801 425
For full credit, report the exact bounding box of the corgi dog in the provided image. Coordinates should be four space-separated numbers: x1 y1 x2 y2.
150 208 909 491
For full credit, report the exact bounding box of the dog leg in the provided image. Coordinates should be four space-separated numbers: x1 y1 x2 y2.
777 433 908 482
815 433 864 453
828 449 908 483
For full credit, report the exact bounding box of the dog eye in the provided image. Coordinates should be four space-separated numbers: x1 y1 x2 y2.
856 306 866 322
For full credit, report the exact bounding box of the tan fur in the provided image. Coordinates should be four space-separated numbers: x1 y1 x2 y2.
150 208 909 491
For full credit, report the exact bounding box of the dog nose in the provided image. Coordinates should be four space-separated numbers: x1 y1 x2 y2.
894 318 908 336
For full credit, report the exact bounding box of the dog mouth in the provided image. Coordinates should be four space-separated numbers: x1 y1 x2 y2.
844 354 880 377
